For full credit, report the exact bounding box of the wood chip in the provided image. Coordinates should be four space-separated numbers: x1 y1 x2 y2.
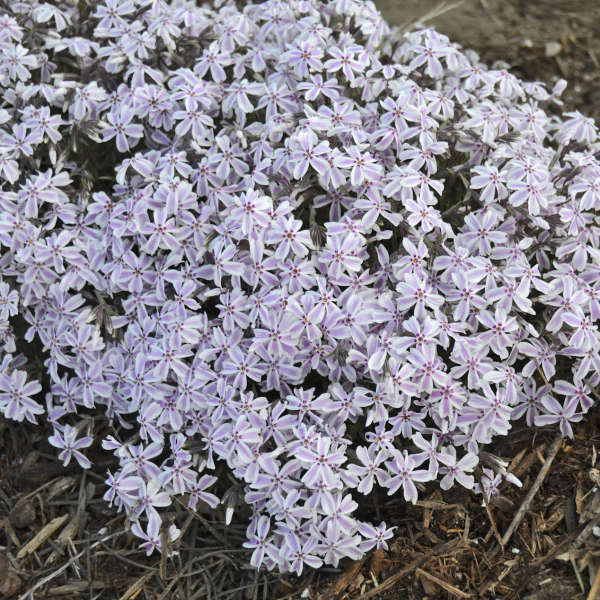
9 500 36 529
46 514 81 565
323 557 366 597
463 513 470 541
47 581 105 595
45 477 77 502
500 434 563 549
0 553 21 598
576 474 585 515
416 568 471 598
415 500 457 510
17 514 69 560
424 506 432 529
1 519 22 547
370 549 387 581
539 505 565 532
513 444 546 478
117 572 154 600
508 448 528 475
355 538 463 600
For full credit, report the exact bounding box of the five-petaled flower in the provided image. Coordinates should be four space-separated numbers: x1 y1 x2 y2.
48 424 93 469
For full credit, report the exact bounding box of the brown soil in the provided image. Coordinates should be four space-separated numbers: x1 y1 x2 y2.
376 0 600 120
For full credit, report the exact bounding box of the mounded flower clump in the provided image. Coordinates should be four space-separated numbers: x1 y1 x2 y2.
1 0 599 575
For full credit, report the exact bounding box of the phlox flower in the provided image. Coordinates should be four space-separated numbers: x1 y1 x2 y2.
48 424 93 469
385 450 431 503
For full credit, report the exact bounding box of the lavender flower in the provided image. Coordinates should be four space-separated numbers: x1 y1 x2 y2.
102 108 144 153
48 424 93 469
438 449 478 490
0 369 43 423
385 450 432 503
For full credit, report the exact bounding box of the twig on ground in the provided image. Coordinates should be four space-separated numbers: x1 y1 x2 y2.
479 0 503 27
18 531 123 600
463 513 470 541
479 478 504 549
17 514 69 560
398 0 465 33
571 555 585 594
587 566 600 600
47 581 105 595
117 572 153 600
354 538 464 600
21 476 74 503
415 500 458 510
95 546 159 572
531 528 582 567
174 496 228 544
156 568 184 600
416 567 471 598
46 475 87 565
496 433 563 552
572 518 600 549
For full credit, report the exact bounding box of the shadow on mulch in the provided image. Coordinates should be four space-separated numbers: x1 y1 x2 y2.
0 419 277 600
2 409 599 599
301 409 600 600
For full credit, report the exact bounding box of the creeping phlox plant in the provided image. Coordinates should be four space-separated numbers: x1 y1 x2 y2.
0 0 599 575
